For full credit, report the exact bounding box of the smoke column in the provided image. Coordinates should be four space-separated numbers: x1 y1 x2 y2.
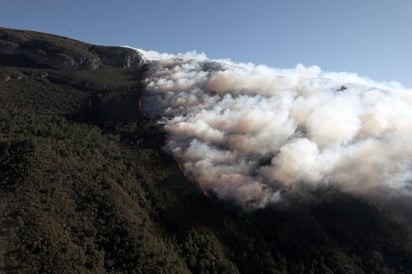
139 49 412 208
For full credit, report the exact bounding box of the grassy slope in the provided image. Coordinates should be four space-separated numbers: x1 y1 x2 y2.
1 27 412 274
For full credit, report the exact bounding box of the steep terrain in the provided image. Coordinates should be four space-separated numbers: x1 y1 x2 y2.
0 27 412 273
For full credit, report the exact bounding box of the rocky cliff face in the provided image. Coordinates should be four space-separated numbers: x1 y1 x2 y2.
0 27 144 70
90 45 144 69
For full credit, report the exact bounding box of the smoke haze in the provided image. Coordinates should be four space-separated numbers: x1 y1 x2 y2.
139 49 412 208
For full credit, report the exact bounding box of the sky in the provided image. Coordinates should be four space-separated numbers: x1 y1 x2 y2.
0 0 411 87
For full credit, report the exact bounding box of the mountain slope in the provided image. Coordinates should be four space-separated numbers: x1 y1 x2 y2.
0 26 411 274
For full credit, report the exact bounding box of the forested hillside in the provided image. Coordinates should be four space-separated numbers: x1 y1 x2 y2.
1 27 412 274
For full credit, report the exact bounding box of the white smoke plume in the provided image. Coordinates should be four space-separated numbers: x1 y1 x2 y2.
138 49 412 208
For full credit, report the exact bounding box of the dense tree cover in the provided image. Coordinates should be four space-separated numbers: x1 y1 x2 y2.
1 27 412 273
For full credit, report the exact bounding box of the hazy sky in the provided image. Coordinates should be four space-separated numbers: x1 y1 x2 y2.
1 0 411 87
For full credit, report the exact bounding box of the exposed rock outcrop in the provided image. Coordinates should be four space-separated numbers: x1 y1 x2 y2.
0 27 144 70
90 45 144 69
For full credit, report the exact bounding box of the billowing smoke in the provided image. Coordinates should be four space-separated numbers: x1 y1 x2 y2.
139 49 412 208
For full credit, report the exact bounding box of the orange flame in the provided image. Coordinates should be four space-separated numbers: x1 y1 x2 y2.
138 98 150 118
202 191 210 197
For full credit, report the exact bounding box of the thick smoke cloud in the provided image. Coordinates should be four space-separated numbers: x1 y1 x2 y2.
139 49 412 208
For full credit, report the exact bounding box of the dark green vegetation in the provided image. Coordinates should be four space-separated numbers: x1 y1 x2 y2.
1 27 412 273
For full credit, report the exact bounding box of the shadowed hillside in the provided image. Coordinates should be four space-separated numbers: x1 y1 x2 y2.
1 27 412 274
